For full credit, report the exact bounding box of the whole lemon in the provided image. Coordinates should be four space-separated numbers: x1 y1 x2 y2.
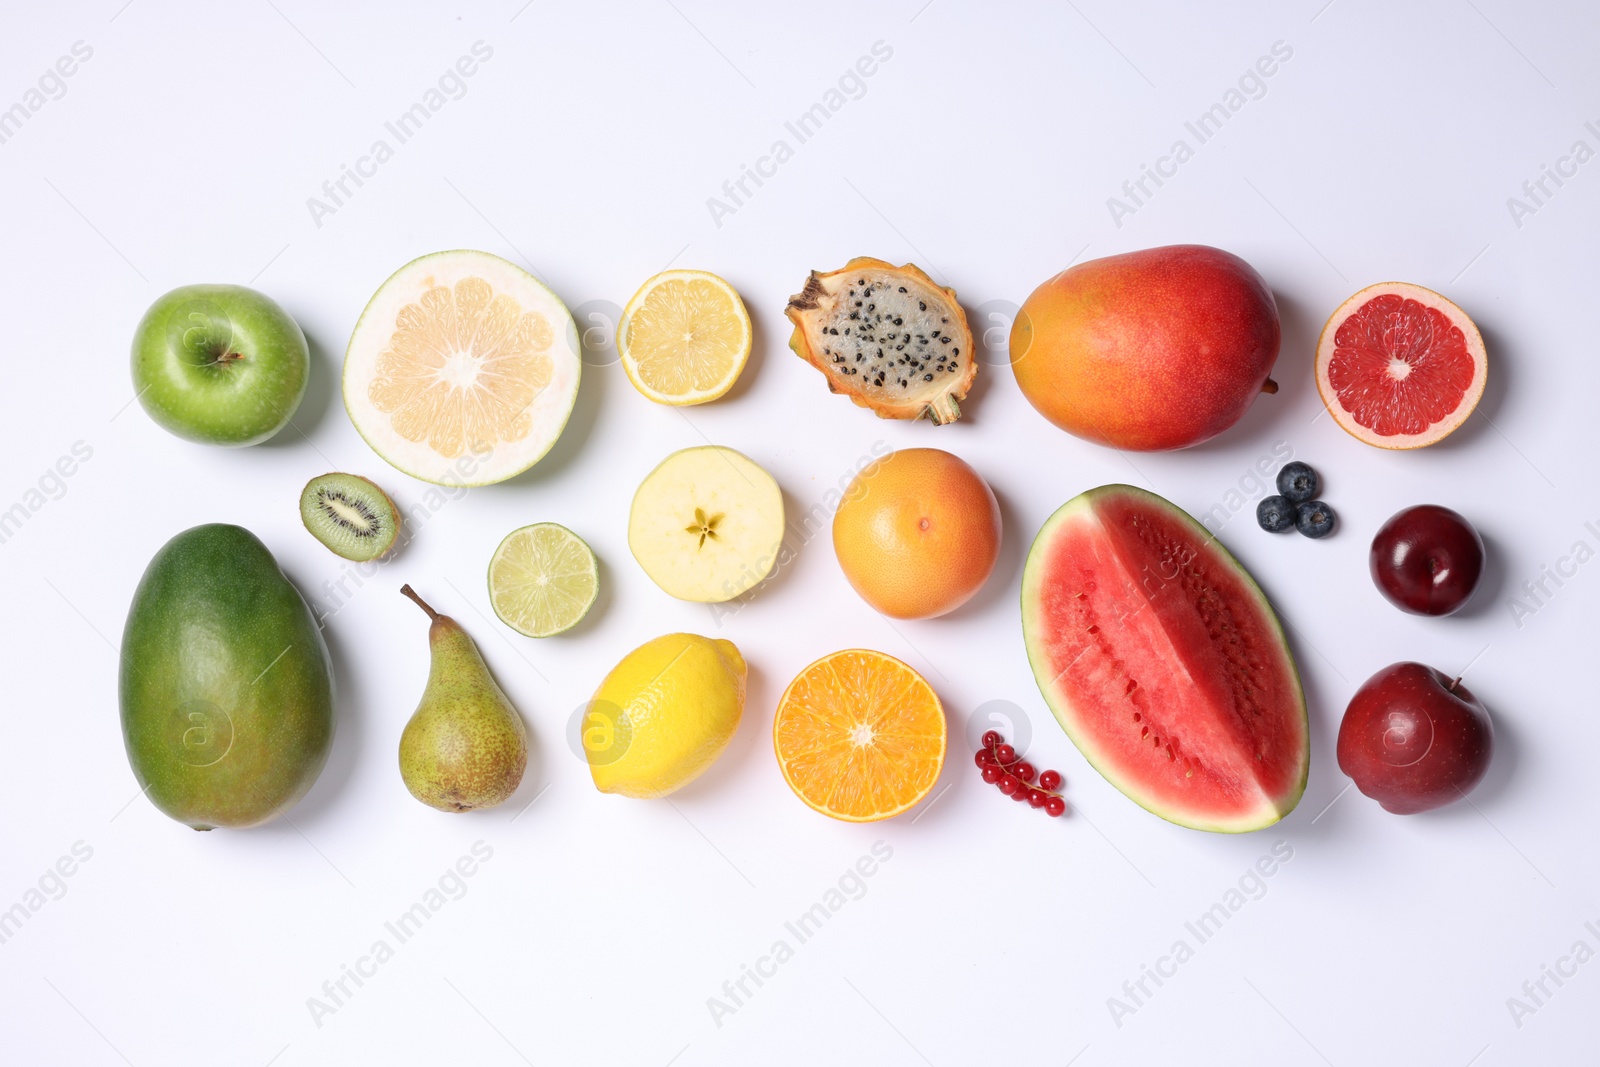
584 633 746 797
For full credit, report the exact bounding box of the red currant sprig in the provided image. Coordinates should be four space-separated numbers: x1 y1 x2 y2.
975 730 1067 817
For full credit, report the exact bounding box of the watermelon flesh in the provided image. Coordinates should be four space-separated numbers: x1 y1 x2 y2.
1022 485 1308 832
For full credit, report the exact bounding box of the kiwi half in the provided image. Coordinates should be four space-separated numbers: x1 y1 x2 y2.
299 473 400 562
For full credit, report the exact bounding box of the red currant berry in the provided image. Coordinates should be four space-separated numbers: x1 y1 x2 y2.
981 764 1004 784
975 748 996 768
1027 789 1048 808
1045 796 1067 817
981 730 1001 748
995 743 1017 764
1014 762 1035 783
998 775 1021 796
1038 770 1062 791
1011 784 1032 802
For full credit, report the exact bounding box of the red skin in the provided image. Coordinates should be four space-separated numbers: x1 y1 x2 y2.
1009 245 1281 451
1337 662 1493 814
1370 505 1485 616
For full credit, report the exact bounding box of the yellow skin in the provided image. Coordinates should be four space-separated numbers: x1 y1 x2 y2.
585 634 746 798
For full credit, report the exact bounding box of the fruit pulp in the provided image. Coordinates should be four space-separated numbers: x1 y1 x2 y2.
1316 282 1486 449
1022 485 1308 832
773 649 946 822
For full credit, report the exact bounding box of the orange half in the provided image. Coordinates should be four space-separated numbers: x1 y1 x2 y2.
773 649 946 822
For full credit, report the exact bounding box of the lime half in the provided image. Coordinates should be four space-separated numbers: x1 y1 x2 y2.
488 523 599 637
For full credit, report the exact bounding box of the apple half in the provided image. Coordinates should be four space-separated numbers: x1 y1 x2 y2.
629 446 785 603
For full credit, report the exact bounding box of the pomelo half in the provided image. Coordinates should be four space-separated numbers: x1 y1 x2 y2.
344 250 580 486
1315 281 1486 449
1021 485 1308 833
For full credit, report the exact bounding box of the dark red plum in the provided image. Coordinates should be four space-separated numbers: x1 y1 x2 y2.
1370 505 1484 616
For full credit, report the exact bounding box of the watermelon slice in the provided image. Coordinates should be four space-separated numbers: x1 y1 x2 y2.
1021 485 1308 833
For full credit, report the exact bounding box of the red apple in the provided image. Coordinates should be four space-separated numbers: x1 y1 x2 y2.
1337 662 1493 814
1008 245 1281 451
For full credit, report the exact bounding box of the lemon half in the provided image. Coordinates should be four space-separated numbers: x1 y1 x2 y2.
618 270 751 405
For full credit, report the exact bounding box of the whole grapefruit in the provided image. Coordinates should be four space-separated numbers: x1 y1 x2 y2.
1009 245 1281 451
833 448 1001 620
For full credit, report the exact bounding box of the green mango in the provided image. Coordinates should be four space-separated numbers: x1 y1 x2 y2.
119 523 335 829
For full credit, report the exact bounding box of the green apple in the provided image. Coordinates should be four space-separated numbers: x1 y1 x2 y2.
131 284 309 446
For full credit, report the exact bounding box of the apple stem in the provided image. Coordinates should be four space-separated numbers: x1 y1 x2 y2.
1449 675 1462 693
1260 377 1279 395
399 584 439 620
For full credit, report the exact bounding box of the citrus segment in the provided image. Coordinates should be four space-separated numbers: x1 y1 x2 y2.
619 270 751 405
487 523 598 637
773 650 946 822
1315 282 1486 449
344 250 581 485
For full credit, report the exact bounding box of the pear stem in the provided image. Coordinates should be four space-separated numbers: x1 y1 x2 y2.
399 584 439 620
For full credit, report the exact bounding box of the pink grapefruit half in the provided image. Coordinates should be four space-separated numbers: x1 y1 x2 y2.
1315 282 1487 449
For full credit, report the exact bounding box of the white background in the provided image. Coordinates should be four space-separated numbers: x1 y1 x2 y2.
1 1 1597 1064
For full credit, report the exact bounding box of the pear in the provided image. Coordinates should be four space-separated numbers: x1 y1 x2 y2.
398 585 528 812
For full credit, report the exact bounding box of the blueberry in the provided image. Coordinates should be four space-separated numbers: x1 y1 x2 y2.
1256 495 1296 533
1277 461 1319 503
1295 500 1336 539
